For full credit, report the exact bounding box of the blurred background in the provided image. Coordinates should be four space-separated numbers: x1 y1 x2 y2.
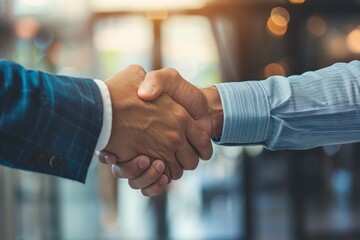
0 0 360 239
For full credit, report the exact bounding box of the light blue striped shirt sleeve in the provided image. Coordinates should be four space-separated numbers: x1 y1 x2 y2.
214 60 360 150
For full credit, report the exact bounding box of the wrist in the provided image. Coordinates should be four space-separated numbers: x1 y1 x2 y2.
202 86 223 138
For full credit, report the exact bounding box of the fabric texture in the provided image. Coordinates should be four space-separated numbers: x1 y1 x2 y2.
0 60 103 182
215 60 360 150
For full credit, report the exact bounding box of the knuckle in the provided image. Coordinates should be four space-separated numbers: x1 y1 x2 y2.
200 132 211 149
173 109 188 125
187 157 199 170
172 168 183 180
168 133 182 147
163 67 179 78
179 111 189 123
128 64 146 76
141 189 150 196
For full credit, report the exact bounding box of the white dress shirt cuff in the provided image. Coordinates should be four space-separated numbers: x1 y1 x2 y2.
93 79 112 151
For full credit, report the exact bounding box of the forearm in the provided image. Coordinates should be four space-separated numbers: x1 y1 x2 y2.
214 60 360 150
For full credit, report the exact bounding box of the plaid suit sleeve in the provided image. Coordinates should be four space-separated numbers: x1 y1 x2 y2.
0 60 103 182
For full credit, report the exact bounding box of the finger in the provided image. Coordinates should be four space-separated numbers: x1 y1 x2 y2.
164 155 184 180
128 160 167 189
111 155 151 179
138 68 207 119
175 141 199 171
186 119 213 160
95 150 118 165
141 174 169 197
162 164 172 184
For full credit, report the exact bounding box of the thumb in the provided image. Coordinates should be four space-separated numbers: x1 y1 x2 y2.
137 71 166 101
138 68 207 119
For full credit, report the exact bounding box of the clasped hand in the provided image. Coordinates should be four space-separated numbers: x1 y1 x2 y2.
98 65 223 196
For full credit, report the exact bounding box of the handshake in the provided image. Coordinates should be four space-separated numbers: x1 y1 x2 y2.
97 65 224 197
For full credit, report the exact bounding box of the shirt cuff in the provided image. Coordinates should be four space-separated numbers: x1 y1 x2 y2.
213 81 270 145
93 79 112 151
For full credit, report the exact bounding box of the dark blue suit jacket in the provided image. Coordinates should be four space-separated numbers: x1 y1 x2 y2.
0 61 103 182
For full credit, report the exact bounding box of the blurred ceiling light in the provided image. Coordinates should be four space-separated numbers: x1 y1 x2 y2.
91 0 207 12
15 0 49 8
94 17 153 52
14 0 50 15
267 7 289 37
271 7 290 26
289 0 305 4
146 11 169 20
307 16 327 36
264 62 287 78
267 17 288 36
15 17 40 40
346 27 360 54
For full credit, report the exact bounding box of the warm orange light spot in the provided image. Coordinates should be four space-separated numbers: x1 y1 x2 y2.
346 27 360 54
271 7 290 26
146 11 168 20
326 33 348 58
15 17 40 40
267 17 288 36
271 15 288 27
307 16 327 36
264 63 287 78
267 7 289 36
289 0 305 4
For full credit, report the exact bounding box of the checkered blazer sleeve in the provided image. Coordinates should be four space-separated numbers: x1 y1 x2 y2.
0 60 103 182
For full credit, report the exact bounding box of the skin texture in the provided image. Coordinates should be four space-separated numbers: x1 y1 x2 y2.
139 68 223 138
98 67 224 197
96 151 168 196
102 65 212 183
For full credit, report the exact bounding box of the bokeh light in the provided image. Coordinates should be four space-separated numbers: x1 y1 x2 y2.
264 62 287 78
15 17 40 40
271 7 290 26
326 31 348 58
267 7 290 36
146 11 169 20
94 16 153 52
346 26 360 54
91 0 207 12
307 16 327 36
289 0 305 4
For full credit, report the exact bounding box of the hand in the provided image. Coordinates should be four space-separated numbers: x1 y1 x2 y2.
138 68 223 138
96 151 169 196
103 65 213 180
99 68 223 196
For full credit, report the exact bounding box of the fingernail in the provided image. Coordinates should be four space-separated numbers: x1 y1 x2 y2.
111 164 120 176
138 157 150 170
105 156 111 164
105 156 117 165
138 84 154 95
159 175 168 186
155 161 165 173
